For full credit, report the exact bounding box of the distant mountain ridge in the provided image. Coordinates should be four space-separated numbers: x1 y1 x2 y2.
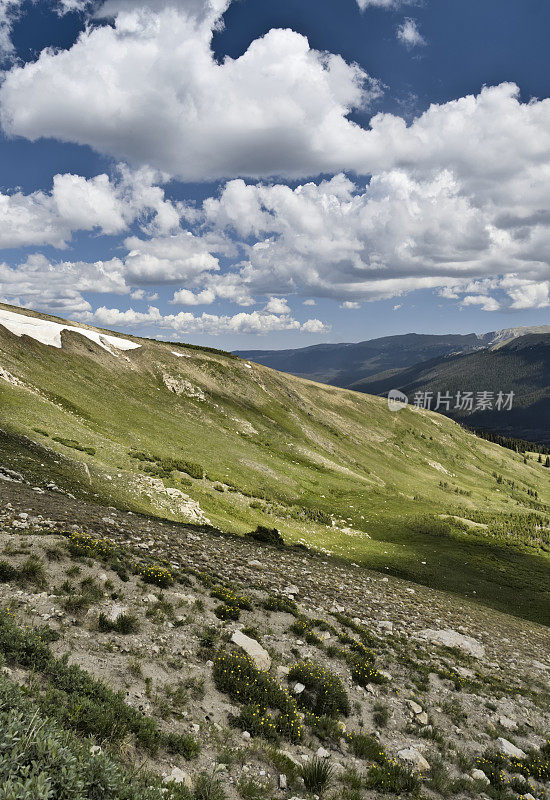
354 333 550 444
236 325 550 443
235 325 550 384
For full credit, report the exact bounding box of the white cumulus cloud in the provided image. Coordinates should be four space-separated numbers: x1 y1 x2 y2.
0 3 381 181
396 18 426 48
0 166 181 249
86 305 329 336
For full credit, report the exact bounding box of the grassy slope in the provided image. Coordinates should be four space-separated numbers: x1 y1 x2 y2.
0 303 549 624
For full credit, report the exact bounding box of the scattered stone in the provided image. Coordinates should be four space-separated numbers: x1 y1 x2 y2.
472 769 490 785
406 700 423 715
231 630 271 671
496 738 527 759
163 767 192 789
293 683 305 695
418 628 485 658
316 747 331 759
397 747 430 772
103 603 128 623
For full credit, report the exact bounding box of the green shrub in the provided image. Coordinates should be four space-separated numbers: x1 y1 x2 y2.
67 532 115 560
263 594 298 615
210 587 253 609
346 641 386 687
52 436 96 456
214 604 240 621
301 757 334 794
138 565 173 588
290 618 322 645
246 526 285 547
365 759 420 794
231 703 280 742
212 649 302 742
129 451 204 480
348 732 387 762
193 772 226 800
288 661 350 718
0 676 192 800
98 612 140 635
0 561 17 582
509 740 550 781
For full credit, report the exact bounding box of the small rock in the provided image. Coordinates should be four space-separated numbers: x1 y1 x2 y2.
498 715 517 731
231 630 272 671
496 738 526 759
293 683 305 695
316 747 331 759
419 628 485 659
406 700 423 715
472 769 490 785
397 747 430 772
242 731 251 741
163 767 192 789
279 774 288 790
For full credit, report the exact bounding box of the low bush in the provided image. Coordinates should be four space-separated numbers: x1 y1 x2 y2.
67 532 115 560
52 436 96 456
288 661 350 718
210 586 253 610
129 450 204 480
138 565 173 588
290 618 323 645
509 740 550 782
0 675 192 800
348 732 387 763
212 649 302 742
98 612 140 635
301 757 334 794
0 610 199 759
214 603 241 621
246 526 285 548
263 594 298 615
346 641 387 687
365 758 420 794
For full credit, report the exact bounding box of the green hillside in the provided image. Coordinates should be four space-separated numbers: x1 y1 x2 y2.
1 303 549 623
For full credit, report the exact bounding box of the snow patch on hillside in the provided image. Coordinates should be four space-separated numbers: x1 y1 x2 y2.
0 308 141 354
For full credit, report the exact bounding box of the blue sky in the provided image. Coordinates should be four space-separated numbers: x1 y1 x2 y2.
0 0 549 348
